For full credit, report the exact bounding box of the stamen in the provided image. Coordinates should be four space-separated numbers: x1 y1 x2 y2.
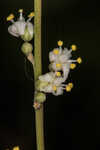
65 85 71 92
61 84 66 87
18 9 23 13
7 14 14 21
67 60 77 63
53 49 59 55
70 63 76 69
56 63 62 68
56 72 61 77
58 40 63 47
13 146 20 150
53 85 57 91
71 44 77 51
68 83 74 88
28 12 35 18
77 57 82 64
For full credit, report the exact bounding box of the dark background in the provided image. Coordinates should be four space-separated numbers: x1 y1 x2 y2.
0 0 98 150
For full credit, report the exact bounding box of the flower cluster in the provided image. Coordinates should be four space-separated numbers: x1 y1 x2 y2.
36 41 82 98
7 10 82 109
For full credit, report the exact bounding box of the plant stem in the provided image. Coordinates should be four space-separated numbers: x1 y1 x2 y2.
34 0 45 150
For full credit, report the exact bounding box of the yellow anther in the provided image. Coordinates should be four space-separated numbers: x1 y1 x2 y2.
58 40 63 47
53 49 59 55
77 57 82 64
66 85 71 92
13 146 20 150
7 14 14 21
53 85 57 91
71 44 77 51
18 9 23 13
70 63 76 69
56 72 61 77
56 63 62 68
68 83 74 88
28 12 35 18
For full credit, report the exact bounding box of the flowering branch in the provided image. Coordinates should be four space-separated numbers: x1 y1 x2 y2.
6 4 82 150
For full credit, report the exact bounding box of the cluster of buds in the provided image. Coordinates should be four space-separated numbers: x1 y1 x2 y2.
34 41 82 108
7 9 34 65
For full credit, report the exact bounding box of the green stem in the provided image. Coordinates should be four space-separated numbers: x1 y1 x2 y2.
34 0 45 150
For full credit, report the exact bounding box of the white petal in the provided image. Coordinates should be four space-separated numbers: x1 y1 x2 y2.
44 85 53 93
14 21 26 35
49 52 57 62
53 87 63 96
59 54 68 63
49 48 62 62
39 72 54 82
63 48 72 57
8 24 19 37
62 64 70 81
57 49 71 63
50 62 62 71
59 52 72 64
39 84 53 93
53 77 64 85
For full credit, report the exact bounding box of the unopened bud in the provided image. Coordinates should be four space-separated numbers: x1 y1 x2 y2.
21 42 33 56
21 26 33 42
35 80 48 91
35 92 46 103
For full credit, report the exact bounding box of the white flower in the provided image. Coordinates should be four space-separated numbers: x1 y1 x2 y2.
49 45 79 81
8 21 26 37
38 72 65 95
49 48 71 63
49 48 72 63
49 48 62 62
7 10 34 41
49 47 72 78
36 41 82 97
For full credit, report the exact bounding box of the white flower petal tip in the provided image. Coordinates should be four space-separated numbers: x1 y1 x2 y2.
7 10 34 41
8 25 19 37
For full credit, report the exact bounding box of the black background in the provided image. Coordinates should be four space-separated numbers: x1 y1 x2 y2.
0 0 98 150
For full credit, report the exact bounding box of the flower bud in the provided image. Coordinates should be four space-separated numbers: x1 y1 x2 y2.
21 42 33 56
21 25 33 42
35 92 46 103
35 80 48 91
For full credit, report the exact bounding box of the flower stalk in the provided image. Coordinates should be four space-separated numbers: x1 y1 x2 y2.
34 0 45 150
